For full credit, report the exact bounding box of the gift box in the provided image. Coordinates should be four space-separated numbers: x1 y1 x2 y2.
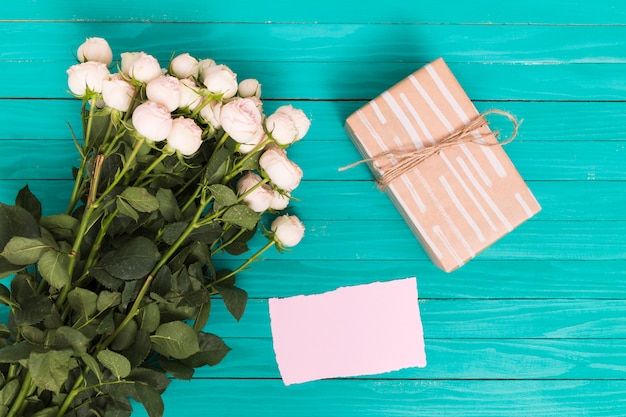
344 58 541 272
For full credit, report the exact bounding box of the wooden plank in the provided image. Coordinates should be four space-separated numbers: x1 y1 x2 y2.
198 337 626 380
3 100 626 143
2 61 626 100
133 379 626 417
204 299 626 339
2 23 626 64
3 0 626 24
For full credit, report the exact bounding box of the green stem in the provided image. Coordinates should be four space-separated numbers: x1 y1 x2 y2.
213 240 275 285
6 371 32 417
135 150 170 184
55 373 85 417
213 132 230 153
222 137 272 184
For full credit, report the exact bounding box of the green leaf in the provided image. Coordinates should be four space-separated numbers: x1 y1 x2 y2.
0 378 19 407
208 184 238 206
135 381 164 417
0 341 37 363
53 326 91 357
97 349 131 379
178 288 211 308
216 285 248 321
137 303 160 333
204 147 230 185
221 204 260 230
116 198 139 222
104 400 133 417
31 407 60 417
161 222 189 246
97 291 122 312
38 250 71 289
110 315 137 351
0 203 40 250
0 257 23 280
128 368 171 394
81 353 104 382
20 325 45 345
182 332 231 368
120 187 160 213
14 295 52 326
157 358 194 380
0 284 12 307
29 349 72 393
150 266 171 297
90 266 124 291
150 321 200 360
15 185 42 221
121 329 151 369
188 222 222 244
67 287 98 323
40 214 79 242
99 237 161 281
156 188 181 222
193 299 211 333
1 237 50 265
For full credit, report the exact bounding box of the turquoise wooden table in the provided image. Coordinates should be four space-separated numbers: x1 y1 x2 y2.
2 1 626 415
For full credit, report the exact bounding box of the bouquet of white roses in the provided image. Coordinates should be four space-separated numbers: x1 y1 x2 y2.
0 37 308 417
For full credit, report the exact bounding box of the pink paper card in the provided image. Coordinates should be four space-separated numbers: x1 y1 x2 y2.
268 277 426 385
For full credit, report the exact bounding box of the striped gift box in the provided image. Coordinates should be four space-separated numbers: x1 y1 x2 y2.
344 58 541 272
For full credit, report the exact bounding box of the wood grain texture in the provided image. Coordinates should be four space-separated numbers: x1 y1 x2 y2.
1 1 625 416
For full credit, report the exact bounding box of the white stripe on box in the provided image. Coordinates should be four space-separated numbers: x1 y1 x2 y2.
433 225 463 267
459 144 492 187
426 63 508 179
389 182 442 259
457 156 513 231
402 175 427 213
440 175 485 243
440 152 497 232
382 92 424 149
408 75 455 132
515 192 536 217
415 169 475 257
425 63 470 124
371 101 387 124
357 110 389 153
399 92 434 146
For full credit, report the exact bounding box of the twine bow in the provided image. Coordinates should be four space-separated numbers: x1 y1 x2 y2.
340 109 520 188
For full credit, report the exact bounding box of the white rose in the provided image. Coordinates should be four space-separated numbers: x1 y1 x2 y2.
275 105 310 141
236 133 267 154
77 37 113 66
179 78 203 111
271 215 305 247
67 61 110 96
265 112 300 146
238 79 262 98
270 190 290 210
220 98 265 145
236 172 274 213
199 100 222 129
102 74 136 111
132 101 172 142
170 53 199 79
202 64 237 99
121 52 162 83
259 146 303 192
146 76 181 112
198 58 216 81
167 117 203 156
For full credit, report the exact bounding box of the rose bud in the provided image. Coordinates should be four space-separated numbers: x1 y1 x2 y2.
259 146 303 192
269 190 290 211
238 78 262 98
146 75 181 112
102 74 136 112
237 172 274 213
77 37 113 66
132 101 172 142
271 215 305 247
202 64 238 99
197 58 216 81
199 99 223 130
236 133 267 155
169 53 199 79
67 61 110 96
272 105 311 144
121 52 162 83
167 117 203 156
220 98 265 145
179 78 203 111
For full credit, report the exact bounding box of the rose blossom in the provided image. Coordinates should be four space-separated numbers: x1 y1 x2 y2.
67 61 110 96
132 101 172 142
259 146 303 192
146 76 181 112
199 100 223 130
169 53 199 79
269 190 290 210
178 78 203 111
220 98 265 145
102 74 135 111
236 133 267 154
121 52 162 83
77 37 113 66
167 117 203 156
238 79 262 98
271 215 305 247
236 172 274 213
202 64 237 99
197 58 216 81
267 105 310 145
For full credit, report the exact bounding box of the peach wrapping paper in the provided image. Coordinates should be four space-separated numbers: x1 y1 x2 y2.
345 58 541 272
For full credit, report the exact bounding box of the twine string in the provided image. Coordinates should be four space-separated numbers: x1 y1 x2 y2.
339 110 520 188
